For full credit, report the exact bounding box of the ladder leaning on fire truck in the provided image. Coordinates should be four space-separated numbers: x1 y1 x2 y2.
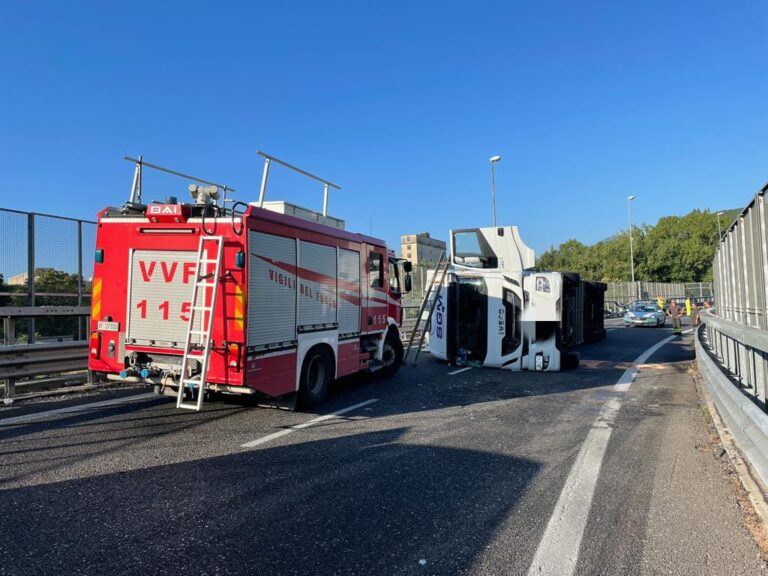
177 235 224 411
404 252 451 367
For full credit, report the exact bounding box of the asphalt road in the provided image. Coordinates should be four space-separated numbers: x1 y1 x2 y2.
1 319 765 575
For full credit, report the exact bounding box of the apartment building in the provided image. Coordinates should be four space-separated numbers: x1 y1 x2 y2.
400 232 446 266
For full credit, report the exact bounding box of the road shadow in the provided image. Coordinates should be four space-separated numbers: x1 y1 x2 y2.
0 427 540 576
0 323 696 443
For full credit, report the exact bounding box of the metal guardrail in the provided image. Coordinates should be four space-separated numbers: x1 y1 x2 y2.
696 320 768 487
0 341 88 400
701 310 768 408
2 306 92 345
399 304 420 339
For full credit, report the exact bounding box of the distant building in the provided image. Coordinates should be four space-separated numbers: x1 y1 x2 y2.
6 272 28 286
400 233 446 266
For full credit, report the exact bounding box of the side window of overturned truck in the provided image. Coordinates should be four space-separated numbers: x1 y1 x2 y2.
453 230 499 268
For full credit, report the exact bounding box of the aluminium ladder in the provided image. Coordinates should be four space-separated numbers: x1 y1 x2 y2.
177 235 224 411
404 252 451 367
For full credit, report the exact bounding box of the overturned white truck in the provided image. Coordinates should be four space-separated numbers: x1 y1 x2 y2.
428 226 606 371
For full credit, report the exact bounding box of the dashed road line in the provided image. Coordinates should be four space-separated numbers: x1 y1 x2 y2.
526 334 677 576
0 392 158 427
447 367 473 376
241 398 379 448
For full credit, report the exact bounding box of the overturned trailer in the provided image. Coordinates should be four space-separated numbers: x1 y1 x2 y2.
427 226 606 371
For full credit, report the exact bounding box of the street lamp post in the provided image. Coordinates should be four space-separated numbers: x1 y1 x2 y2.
716 211 724 240
627 195 636 293
490 155 502 227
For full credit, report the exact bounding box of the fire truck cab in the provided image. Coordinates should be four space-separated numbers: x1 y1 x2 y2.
88 153 412 409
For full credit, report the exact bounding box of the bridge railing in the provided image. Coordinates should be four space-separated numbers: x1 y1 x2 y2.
696 319 768 487
0 207 96 400
709 182 768 406
0 306 91 401
701 310 768 410
696 182 768 485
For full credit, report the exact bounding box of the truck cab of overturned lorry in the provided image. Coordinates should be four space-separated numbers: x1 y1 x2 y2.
428 226 605 371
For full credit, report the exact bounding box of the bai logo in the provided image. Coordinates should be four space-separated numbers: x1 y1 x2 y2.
147 204 182 216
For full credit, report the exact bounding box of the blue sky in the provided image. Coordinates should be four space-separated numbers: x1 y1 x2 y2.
1 1 766 257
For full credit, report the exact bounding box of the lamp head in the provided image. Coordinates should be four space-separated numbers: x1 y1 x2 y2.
627 195 636 201
490 155 502 163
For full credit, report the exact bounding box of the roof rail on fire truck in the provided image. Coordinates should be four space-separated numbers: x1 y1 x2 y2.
256 150 341 217
123 156 236 205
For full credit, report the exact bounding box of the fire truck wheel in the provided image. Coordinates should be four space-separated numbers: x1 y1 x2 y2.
298 347 333 408
379 331 404 379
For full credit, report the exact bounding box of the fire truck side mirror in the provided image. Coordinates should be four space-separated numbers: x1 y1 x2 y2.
402 261 413 273
404 274 412 294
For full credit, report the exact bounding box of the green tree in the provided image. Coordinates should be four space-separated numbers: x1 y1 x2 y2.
537 208 733 283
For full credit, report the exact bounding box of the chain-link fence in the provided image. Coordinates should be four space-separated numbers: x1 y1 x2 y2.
0 208 96 344
604 281 713 305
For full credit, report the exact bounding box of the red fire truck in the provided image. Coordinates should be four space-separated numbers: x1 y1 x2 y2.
88 152 412 410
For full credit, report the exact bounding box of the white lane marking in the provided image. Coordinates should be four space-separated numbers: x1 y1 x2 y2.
607 328 616 332
526 334 676 576
448 367 473 376
0 392 158 427
241 398 379 448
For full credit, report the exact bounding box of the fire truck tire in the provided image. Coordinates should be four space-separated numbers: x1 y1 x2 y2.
298 347 333 408
379 331 404 379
